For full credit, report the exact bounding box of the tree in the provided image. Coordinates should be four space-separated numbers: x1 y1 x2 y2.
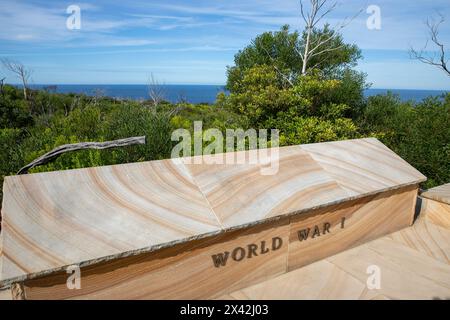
225 23 365 123
297 0 361 75
147 73 166 107
410 13 450 76
227 25 303 90
226 24 361 93
1 59 32 100
225 64 307 125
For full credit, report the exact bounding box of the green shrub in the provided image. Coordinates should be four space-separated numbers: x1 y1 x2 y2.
0 128 26 203
358 93 450 189
265 113 359 145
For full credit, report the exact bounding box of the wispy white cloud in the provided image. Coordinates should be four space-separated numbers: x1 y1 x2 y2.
1 0 449 87
0 0 216 46
0 1 69 42
0 45 238 57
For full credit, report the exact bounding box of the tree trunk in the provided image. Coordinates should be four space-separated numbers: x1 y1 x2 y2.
22 76 28 100
302 26 312 75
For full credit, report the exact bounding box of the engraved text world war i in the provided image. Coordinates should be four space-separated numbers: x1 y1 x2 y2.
211 217 346 267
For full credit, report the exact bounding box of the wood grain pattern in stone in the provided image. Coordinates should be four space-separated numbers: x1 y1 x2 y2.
301 138 426 195
183 146 349 228
419 197 450 229
220 259 367 300
421 183 450 205
17 185 419 299
0 138 427 291
21 219 289 300
328 241 450 300
224 209 450 300
0 159 221 282
389 216 450 264
287 186 418 271
0 287 12 300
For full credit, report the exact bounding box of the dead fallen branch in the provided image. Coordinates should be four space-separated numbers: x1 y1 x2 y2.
17 136 146 175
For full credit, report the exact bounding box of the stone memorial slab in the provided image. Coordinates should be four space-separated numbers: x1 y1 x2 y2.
0 138 426 299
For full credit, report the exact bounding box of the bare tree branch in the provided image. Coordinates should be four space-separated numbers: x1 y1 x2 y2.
410 13 450 76
312 1 337 28
256 0 362 84
293 45 305 61
147 73 166 107
298 0 361 75
300 1 309 25
17 136 146 174
259 43 295 87
1 58 32 100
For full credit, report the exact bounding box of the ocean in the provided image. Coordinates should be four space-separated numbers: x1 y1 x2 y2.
28 84 448 104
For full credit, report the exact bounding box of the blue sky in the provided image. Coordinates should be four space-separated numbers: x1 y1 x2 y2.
0 0 449 89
